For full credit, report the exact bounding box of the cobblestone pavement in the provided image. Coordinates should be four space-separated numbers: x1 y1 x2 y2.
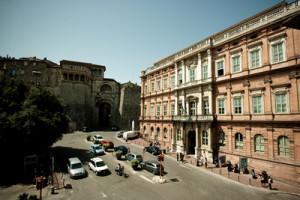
129 137 300 195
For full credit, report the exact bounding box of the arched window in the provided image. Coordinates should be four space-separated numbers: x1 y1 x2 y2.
254 134 264 152
235 132 243 149
150 127 154 137
202 131 208 145
156 127 160 138
278 136 289 156
163 128 168 138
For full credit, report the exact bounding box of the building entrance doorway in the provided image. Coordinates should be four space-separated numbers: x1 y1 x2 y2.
98 102 111 129
187 130 196 154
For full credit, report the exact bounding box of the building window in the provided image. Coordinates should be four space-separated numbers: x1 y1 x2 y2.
151 81 154 92
202 64 208 80
202 131 208 145
157 127 160 138
235 132 243 149
163 103 168 116
143 105 147 116
275 93 287 113
233 96 242 114
163 77 168 89
216 59 224 76
271 40 284 64
203 98 209 115
69 74 74 81
156 104 161 116
163 128 168 138
178 103 184 115
254 134 264 152
189 101 196 116
252 95 262 114
189 68 195 82
178 70 183 85
231 54 241 73
171 75 175 88
217 98 225 115
218 131 225 146
278 136 289 156
151 127 154 137
171 103 175 116
80 75 85 82
249 47 261 68
176 129 182 141
156 79 161 91
150 104 154 116
75 74 79 81
143 84 147 94
63 73 68 80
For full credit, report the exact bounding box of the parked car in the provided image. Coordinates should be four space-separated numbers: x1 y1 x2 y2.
93 134 104 143
100 140 114 151
123 131 139 140
125 152 143 163
116 131 124 138
67 157 87 178
88 157 110 176
90 144 105 155
140 160 164 175
114 145 129 155
145 146 161 155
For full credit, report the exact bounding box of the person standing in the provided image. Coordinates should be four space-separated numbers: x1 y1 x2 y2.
176 152 179 163
268 176 273 190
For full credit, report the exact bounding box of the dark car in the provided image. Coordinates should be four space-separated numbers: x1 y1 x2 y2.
116 131 124 138
140 160 164 175
145 146 161 155
114 145 128 155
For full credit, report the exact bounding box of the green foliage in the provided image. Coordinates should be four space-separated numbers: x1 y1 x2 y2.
0 76 69 154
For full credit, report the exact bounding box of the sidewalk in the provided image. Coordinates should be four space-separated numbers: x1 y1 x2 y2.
128 137 300 195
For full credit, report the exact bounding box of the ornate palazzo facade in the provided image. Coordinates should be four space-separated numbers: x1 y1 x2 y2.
140 1 300 185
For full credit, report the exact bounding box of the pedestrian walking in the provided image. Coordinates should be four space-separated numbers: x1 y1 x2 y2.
268 176 273 190
180 152 184 163
204 157 208 168
176 152 179 163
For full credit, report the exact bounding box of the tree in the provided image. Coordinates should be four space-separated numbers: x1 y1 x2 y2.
0 76 69 183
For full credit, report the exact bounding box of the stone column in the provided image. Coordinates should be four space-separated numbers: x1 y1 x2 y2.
264 78 273 120
207 49 212 79
267 126 274 159
175 62 178 88
289 72 300 113
195 126 200 158
197 53 202 81
208 86 213 115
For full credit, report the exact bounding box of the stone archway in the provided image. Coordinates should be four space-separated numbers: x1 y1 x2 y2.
187 130 196 154
98 102 111 129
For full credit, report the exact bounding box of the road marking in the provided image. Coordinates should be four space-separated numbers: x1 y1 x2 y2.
139 175 154 184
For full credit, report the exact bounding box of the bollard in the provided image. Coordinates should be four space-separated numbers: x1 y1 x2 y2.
249 178 251 185
238 175 240 182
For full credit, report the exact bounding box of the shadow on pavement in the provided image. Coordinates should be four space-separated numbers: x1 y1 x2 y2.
52 146 92 173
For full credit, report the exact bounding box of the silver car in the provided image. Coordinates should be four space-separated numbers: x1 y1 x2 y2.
67 157 86 178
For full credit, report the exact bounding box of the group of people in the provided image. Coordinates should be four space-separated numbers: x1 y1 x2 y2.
115 163 124 176
176 152 185 163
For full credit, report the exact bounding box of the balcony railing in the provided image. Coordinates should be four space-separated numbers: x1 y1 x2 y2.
173 115 214 122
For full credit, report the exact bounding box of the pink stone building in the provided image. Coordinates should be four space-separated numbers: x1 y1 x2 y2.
140 1 300 186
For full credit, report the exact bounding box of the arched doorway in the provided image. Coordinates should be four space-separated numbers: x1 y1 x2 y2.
98 102 111 129
187 130 196 154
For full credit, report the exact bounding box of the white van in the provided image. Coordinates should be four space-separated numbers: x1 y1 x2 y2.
123 131 139 140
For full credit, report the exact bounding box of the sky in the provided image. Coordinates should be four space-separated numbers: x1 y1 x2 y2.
0 0 281 84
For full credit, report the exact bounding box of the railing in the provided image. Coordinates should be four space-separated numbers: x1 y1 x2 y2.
173 115 214 122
